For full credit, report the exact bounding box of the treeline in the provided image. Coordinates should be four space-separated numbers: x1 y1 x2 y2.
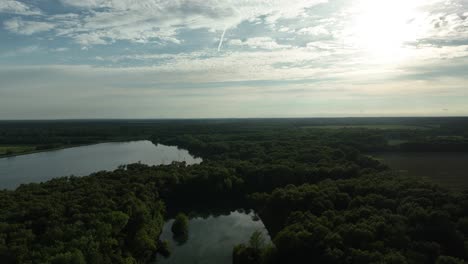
242 172 468 263
2 117 468 153
0 121 151 145
1 119 468 263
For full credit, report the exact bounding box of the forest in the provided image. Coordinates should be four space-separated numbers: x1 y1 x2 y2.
1 118 468 263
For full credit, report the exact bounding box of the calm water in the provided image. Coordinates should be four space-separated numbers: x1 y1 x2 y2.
374 152 468 190
158 210 271 264
0 140 201 189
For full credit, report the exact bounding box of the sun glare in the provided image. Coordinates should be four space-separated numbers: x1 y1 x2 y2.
348 0 427 64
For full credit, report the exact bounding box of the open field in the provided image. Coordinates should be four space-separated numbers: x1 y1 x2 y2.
373 152 468 191
0 145 37 156
303 124 437 130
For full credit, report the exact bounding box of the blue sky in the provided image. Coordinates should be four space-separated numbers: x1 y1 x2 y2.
0 0 467 119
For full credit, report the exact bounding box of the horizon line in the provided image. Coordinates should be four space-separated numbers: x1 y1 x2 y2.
1 116 468 122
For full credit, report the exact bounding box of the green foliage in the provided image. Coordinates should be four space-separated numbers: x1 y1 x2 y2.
171 213 189 237
0 145 36 156
1 118 468 263
252 173 468 263
0 166 169 263
436 256 465 264
249 231 266 251
50 250 86 264
233 231 273 264
157 240 171 258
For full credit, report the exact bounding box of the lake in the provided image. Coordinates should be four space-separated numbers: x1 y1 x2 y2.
373 152 468 191
0 140 202 190
157 210 271 264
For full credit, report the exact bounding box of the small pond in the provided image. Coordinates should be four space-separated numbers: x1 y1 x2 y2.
158 210 271 264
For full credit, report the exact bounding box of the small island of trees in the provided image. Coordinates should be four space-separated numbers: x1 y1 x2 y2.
171 213 189 244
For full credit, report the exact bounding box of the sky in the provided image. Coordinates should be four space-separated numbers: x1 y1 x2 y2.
0 0 467 119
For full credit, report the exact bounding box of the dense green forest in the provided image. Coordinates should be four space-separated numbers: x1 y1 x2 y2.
1 118 468 263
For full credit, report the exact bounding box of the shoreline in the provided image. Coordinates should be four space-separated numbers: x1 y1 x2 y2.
0 138 147 159
0 143 100 159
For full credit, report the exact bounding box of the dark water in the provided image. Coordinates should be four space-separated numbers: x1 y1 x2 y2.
0 140 201 189
158 210 271 264
373 152 468 190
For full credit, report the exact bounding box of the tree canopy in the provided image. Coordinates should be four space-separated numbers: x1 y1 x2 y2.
1 118 468 263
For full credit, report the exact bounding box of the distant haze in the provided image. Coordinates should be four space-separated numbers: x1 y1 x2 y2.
0 0 467 119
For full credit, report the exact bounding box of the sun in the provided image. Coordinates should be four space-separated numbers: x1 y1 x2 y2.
346 0 427 64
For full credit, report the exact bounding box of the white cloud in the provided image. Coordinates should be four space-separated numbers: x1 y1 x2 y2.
278 26 292 32
0 0 41 15
1 0 468 118
423 12 468 41
82 39 468 85
51 47 69 52
229 37 291 50
49 0 327 46
4 18 55 35
4 0 466 51
297 25 330 36
72 32 109 46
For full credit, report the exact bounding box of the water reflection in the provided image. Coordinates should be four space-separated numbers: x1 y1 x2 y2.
158 210 271 264
0 140 201 189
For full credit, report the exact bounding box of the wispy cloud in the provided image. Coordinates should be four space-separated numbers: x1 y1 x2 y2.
5 0 327 46
229 37 292 50
4 17 54 35
0 0 42 15
0 0 467 118
0 45 40 57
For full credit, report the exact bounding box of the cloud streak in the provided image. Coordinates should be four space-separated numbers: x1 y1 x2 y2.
217 27 227 52
2 0 327 46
